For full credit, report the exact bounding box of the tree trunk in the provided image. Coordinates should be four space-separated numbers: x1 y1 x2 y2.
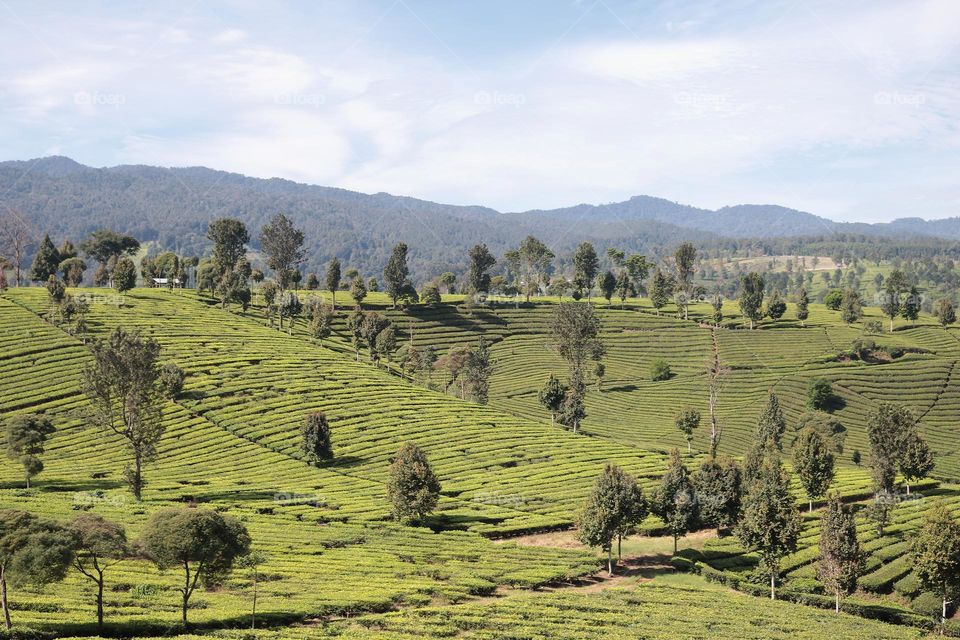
809 499 813 513
24 474 29 489
673 534 678 554
97 573 104 630
617 535 622 561
607 548 613 577
906 482 911 495
770 572 776 600
943 596 948 626
687 440 692 455
251 570 258 629
182 562 191 628
1 567 11 630
835 591 840 613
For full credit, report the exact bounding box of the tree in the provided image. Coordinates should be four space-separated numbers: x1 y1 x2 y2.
899 429 934 495
538 375 566 426
237 550 267 629
516 236 554 302
757 391 787 451
112 257 137 292
793 426 835 512
301 412 333 464
598 271 616 306
70 514 128 630
711 291 724 326
307 302 333 344
304 272 319 290
4 414 55 488
866 403 914 536
650 268 672 315
464 338 493 404
651 450 698 553
367 276 378 292
936 299 956 327
439 271 456 293
387 443 441 523
277 291 303 334
673 243 697 320
159 363 186 399
326 258 341 309
692 456 742 534
593 361 605 392
624 254 650 294
421 283 442 306
796 288 809 326
572 242 599 300
736 444 800 600
350 276 367 308
902 286 921 323
83 327 165 500
817 495 864 613
808 378 834 411
738 272 765 329
0 210 35 286
29 234 60 283
840 288 862 324
558 373 587 433
765 289 786 320
880 271 906 331
911 502 960 627
0 510 75 629
207 218 250 307
467 244 496 296
139 507 250 628
259 213 305 291
59 257 87 286
674 407 700 455
705 351 729 459
383 242 413 307
550 302 605 378
80 230 139 271
615 270 631 308
824 289 843 310
360 312 391 364
347 310 365 360
576 464 647 574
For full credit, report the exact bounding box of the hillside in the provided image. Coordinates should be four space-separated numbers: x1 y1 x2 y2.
5 156 960 284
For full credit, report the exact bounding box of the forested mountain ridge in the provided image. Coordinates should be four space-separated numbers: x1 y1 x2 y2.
2 156 958 281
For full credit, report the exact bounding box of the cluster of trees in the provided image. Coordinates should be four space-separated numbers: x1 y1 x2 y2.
0 507 251 630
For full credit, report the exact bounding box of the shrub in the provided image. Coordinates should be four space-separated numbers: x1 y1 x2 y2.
650 360 671 381
159 363 186 398
824 289 843 310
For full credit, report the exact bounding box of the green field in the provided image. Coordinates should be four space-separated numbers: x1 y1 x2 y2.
1 285 956 637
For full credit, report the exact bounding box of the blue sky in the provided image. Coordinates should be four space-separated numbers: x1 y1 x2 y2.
1 0 958 222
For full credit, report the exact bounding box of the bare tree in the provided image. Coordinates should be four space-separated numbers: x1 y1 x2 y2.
706 348 730 458
0 209 36 286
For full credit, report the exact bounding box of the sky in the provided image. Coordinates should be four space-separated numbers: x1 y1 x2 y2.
1 0 958 222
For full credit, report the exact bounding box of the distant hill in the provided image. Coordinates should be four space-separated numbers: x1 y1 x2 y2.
1 156 957 281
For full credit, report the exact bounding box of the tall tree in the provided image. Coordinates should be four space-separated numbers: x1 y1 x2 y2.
673 242 697 320
624 254 650 294
70 514 128 630
902 286 921 323
387 443 441 523
792 426 835 512
516 236 554 302
736 444 800 600
464 337 493 404
258 213 305 291
936 299 956 327
80 230 140 270
817 495 864 613
651 450 698 553
880 270 907 332
207 219 250 307
738 272 765 329
757 391 787 451
572 242 599 301
840 288 863 324
112 257 137 292
538 375 566 426
0 210 35 286
28 234 60 283
350 276 367 309
83 327 165 500
911 502 960 626
4 414 55 488
674 407 700 455
796 287 809 326
576 464 647 575
550 302 605 379
899 428 934 495
325 257 342 309
467 244 496 297
765 289 786 320
0 510 75 629
139 507 250 628
705 351 729 458
301 412 333 464
692 456 742 534
384 242 411 308
650 268 672 315
598 271 616 306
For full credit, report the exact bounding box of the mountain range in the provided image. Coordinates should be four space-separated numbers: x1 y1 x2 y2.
2 156 958 281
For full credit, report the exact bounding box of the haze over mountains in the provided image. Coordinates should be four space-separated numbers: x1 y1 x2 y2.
2 156 959 280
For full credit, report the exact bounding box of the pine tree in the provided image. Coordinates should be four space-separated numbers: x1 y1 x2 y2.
792 426 835 512
756 391 787 451
28 234 60 283
650 269 671 315
736 444 800 600
817 495 864 613
936 299 956 327
651 450 698 553
300 412 332 464
384 243 411 308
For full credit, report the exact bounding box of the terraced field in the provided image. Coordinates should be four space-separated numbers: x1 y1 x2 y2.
298 293 960 480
